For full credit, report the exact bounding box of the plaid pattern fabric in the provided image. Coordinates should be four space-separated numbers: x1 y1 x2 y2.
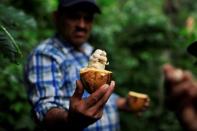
24 35 120 131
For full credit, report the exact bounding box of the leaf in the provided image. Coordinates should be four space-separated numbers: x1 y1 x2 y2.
0 24 22 63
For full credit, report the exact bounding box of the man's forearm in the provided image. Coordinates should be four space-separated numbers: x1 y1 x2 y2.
116 97 127 111
43 108 69 131
176 105 197 131
43 108 84 131
43 108 95 131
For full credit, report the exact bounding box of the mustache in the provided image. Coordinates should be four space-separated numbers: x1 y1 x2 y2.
75 27 88 33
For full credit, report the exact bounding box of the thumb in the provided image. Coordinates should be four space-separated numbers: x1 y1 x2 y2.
163 64 183 81
162 64 175 76
72 80 84 100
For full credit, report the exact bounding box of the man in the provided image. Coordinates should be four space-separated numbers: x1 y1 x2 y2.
163 41 197 131
24 0 149 130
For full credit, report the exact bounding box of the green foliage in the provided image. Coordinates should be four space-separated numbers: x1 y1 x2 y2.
0 4 36 63
0 64 35 131
1 0 197 131
91 0 197 130
0 25 22 63
0 2 38 131
0 4 36 29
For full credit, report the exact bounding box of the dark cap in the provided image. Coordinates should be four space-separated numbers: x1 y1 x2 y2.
58 0 101 14
187 41 197 57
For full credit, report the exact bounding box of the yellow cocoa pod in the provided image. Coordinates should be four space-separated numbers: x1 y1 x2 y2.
80 68 112 93
128 91 149 112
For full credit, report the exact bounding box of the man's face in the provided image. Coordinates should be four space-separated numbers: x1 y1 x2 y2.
58 9 95 47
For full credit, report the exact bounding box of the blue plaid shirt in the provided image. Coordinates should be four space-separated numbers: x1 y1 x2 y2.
24 35 120 131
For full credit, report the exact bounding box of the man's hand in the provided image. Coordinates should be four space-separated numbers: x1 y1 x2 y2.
163 64 197 131
68 80 115 129
117 97 150 115
43 80 115 131
163 64 197 111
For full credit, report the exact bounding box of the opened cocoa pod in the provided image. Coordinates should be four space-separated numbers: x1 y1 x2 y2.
127 91 150 112
80 68 112 94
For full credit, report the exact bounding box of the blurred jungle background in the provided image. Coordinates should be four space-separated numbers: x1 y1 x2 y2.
1 0 197 131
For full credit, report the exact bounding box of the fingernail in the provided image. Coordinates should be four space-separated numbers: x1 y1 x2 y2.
103 84 109 89
110 81 115 87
